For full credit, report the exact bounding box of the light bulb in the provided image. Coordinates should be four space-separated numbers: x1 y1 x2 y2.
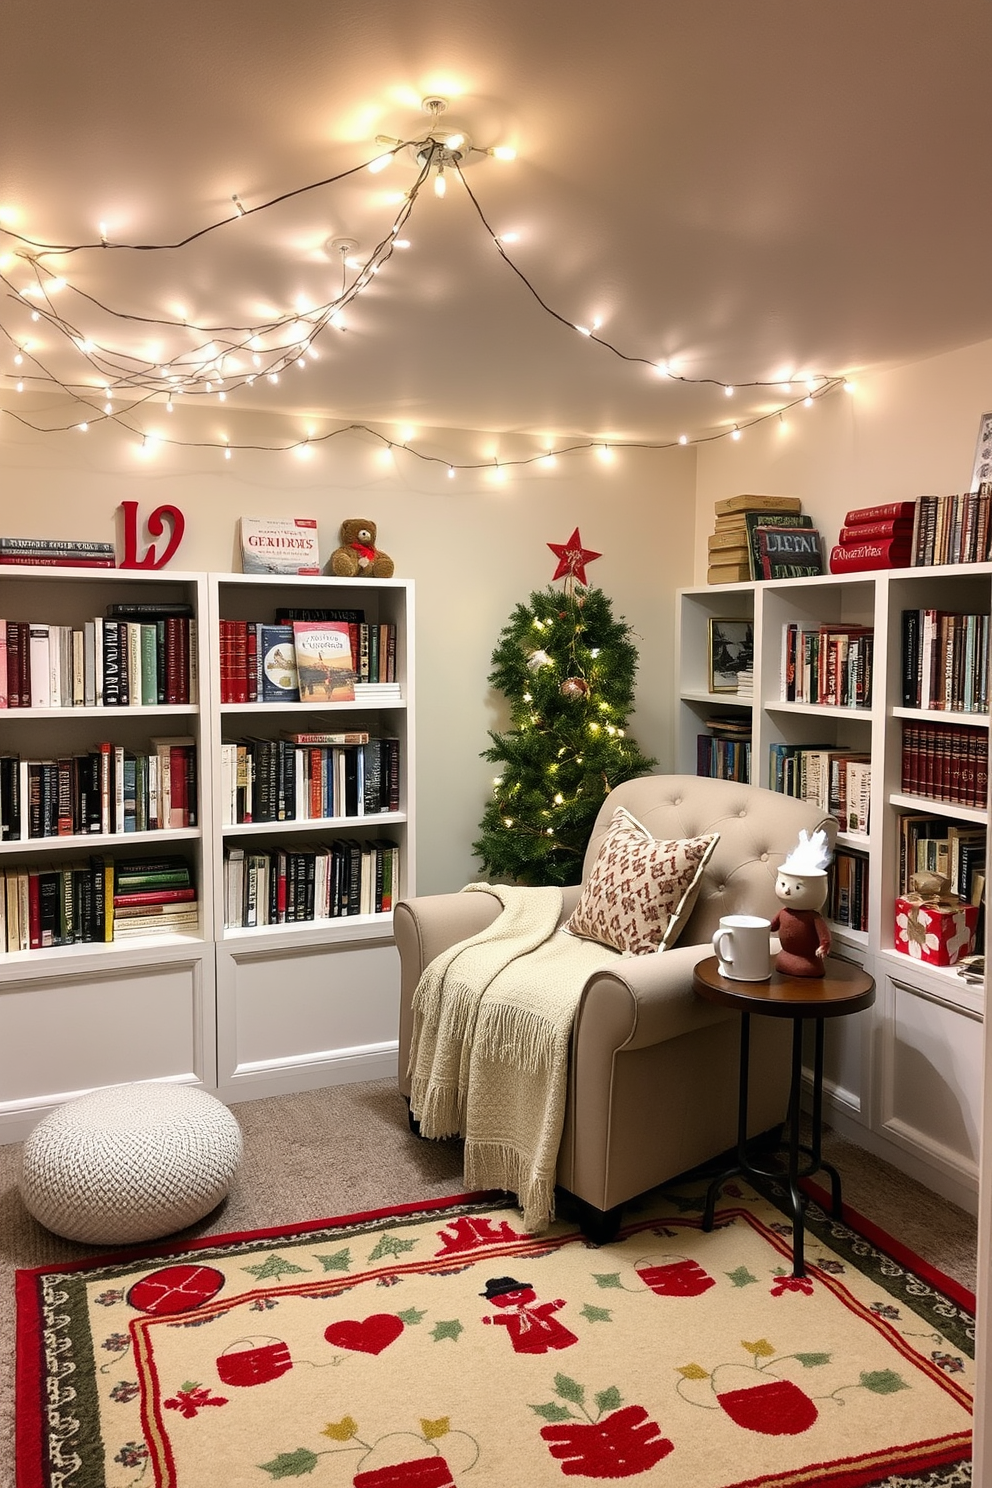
575 324 592 336
843 379 856 393
47 277 65 293
13 353 22 366
367 153 392 174
401 426 415 444
678 434 688 445
224 445 232 460
445 132 465 150
492 463 506 482
654 362 670 377
596 444 615 463
724 385 734 396
804 396 814 408
166 399 173 413
218 390 226 401
731 426 742 440
104 402 112 414
268 373 279 384
434 168 446 198
447 466 455 478
500 231 520 244
489 146 517 160
77 422 88 432
540 454 556 469
394 239 411 249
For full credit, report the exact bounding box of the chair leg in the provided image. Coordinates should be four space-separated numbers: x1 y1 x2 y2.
404 1098 422 1138
574 1199 624 1246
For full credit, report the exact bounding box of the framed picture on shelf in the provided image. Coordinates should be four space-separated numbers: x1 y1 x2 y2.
708 618 754 693
970 410 992 492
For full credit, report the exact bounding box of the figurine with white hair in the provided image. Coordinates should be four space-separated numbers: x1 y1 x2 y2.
770 829 833 978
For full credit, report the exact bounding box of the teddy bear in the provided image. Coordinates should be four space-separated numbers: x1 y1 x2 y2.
328 518 394 579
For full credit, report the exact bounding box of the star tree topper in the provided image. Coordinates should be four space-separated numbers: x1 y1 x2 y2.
548 527 601 585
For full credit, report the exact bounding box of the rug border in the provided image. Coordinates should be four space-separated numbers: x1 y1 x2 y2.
802 1177 976 1314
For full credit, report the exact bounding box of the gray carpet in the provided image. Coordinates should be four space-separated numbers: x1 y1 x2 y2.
0 1078 976 1482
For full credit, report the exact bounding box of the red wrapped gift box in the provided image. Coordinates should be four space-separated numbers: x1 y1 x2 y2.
894 894 978 966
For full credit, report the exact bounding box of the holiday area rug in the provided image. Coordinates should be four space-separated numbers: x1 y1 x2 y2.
16 1179 974 1488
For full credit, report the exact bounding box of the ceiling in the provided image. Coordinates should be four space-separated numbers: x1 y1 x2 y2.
1 0 990 450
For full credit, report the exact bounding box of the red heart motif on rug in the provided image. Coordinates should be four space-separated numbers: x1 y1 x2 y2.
324 1314 404 1355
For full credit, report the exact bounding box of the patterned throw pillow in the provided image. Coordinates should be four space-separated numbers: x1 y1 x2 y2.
564 807 720 955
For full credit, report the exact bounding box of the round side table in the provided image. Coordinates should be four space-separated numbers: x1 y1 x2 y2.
692 954 875 1277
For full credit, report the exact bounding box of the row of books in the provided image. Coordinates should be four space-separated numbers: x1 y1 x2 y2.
828 849 869 933
898 814 986 904
1 853 197 951
901 608 990 713
910 488 992 568
0 738 196 841
223 839 399 927
0 606 195 708
219 734 400 824
900 721 988 807
219 610 396 704
768 745 871 831
828 501 915 574
695 716 752 782
0 536 115 568
780 623 874 707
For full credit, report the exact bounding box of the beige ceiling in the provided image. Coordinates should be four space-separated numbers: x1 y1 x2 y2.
1 0 989 447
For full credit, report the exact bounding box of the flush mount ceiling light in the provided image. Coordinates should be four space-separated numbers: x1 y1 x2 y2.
370 96 495 198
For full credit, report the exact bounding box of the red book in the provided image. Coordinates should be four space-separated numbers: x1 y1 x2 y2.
829 539 912 573
232 621 248 704
0 556 116 567
169 746 188 828
843 501 917 526
27 868 41 949
838 519 914 544
310 747 323 819
246 625 258 703
18 623 30 706
112 887 196 906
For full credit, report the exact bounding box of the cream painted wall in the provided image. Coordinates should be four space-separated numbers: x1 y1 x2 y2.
694 336 992 575
0 410 696 893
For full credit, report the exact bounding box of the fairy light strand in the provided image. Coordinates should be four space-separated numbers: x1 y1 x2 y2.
0 130 850 459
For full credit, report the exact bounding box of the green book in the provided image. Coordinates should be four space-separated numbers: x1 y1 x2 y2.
140 624 158 705
745 510 814 580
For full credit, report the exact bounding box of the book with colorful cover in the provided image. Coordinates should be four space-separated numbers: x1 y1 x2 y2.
744 511 813 579
239 517 320 575
291 622 356 702
258 626 299 702
829 537 913 574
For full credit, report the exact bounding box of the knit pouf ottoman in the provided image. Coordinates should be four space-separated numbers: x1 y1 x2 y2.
20 1083 243 1245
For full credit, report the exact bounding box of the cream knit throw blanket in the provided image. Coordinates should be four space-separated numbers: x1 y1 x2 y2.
409 883 618 1232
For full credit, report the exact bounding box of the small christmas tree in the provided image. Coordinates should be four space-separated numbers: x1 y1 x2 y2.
474 532 656 886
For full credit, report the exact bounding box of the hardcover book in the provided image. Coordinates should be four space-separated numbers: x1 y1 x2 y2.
744 511 814 579
291 622 356 702
259 626 300 702
239 516 320 575
713 494 802 517
755 525 823 578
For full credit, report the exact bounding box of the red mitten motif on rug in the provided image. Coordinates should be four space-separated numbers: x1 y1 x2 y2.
715 1375 818 1435
126 1264 225 1316
540 1405 674 1477
216 1337 293 1386
635 1256 715 1297
324 1314 405 1355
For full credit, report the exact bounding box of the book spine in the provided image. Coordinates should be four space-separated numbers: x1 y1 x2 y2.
842 501 917 526
112 887 196 906
828 541 911 573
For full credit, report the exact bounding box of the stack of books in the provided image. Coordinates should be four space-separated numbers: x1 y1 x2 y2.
829 502 916 573
0 537 115 569
696 715 751 782
909 487 992 567
112 854 198 938
223 839 399 927
708 495 807 583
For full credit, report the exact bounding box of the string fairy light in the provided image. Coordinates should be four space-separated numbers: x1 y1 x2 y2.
0 110 851 464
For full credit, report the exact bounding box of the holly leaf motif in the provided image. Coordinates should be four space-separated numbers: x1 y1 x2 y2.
531 1402 575 1423
677 1363 710 1380
860 1369 910 1395
258 1447 320 1478
554 1374 585 1404
314 1249 352 1273
321 1417 358 1442
180 1380 200 1393
795 1353 832 1368
421 1417 450 1441
368 1234 417 1261
243 1255 310 1281
594 1387 623 1414
742 1339 776 1358
726 1267 758 1288
397 1308 427 1326
580 1304 612 1324
592 1273 623 1289
431 1319 463 1342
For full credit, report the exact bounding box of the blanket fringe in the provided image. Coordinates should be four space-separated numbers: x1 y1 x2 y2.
464 1139 557 1234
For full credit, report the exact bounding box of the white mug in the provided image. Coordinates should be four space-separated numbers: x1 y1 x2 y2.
712 914 772 981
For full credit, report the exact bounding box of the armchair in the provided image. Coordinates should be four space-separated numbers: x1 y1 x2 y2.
395 774 837 1240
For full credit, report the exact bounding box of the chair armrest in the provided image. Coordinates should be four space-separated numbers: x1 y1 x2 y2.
573 944 733 1060
394 893 504 978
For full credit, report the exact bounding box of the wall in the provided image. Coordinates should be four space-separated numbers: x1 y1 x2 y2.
694 336 992 573
0 408 696 893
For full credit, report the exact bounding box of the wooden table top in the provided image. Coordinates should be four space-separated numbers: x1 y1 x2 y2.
692 955 876 1019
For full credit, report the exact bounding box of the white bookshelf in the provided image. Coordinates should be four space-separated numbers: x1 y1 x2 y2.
0 568 215 1140
0 567 415 1137
677 564 991 1213
207 572 415 1104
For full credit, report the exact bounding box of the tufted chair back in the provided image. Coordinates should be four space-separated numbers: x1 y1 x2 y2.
583 774 837 945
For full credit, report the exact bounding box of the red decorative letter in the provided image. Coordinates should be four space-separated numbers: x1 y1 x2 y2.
119 501 186 569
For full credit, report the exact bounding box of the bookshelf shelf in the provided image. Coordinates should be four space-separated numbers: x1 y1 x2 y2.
219 700 406 715
0 826 202 856
222 812 408 837
678 564 991 1214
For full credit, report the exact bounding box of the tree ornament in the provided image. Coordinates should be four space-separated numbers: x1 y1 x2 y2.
527 649 552 670
560 677 589 697
547 527 602 585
